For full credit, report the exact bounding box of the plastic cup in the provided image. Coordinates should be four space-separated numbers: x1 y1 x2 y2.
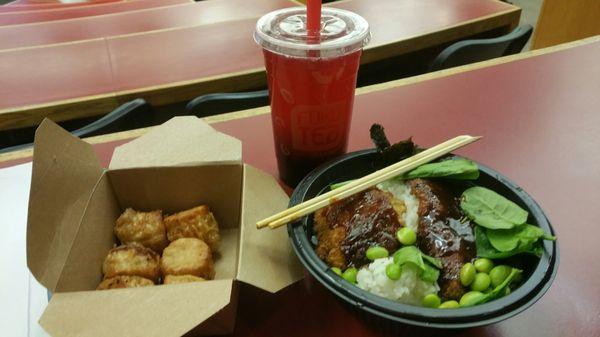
254 7 370 186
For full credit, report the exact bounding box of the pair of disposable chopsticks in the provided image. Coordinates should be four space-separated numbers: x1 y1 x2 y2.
256 135 481 230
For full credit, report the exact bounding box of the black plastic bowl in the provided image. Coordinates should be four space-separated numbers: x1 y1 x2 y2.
287 149 559 329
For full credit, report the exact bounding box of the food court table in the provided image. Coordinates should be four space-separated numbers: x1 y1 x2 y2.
0 0 520 131
2 36 599 337
0 0 120 13
0 0 189 25
0 0 292 49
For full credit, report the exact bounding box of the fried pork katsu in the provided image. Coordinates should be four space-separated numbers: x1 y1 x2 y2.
164 205 220 251
161 238 215 279
163 274 206 285
114 208 168 253
408 179 475 300
97 275 155 290
314 188 405 269
102 243 161 282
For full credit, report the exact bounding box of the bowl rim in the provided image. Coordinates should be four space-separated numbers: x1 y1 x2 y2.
287 148 559 328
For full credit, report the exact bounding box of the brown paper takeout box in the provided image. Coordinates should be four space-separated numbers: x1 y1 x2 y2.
26 117 303 337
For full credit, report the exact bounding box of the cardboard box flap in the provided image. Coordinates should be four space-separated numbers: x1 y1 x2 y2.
40 280 234 337
237 165 303 293
109 117 241 169
27 119 104 292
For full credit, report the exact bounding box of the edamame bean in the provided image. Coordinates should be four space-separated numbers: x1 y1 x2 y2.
439 300 460 309
331 267 342 276
460 263 476 286
366 246 389 260
474 258 494 273
489 265 512 287
396 227 417 245
385 263 402 280
342 267 358 283
422 294 441 308
459 291 486 307
471 273 491 292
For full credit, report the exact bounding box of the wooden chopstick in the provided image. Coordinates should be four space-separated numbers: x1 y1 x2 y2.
257 135 481 230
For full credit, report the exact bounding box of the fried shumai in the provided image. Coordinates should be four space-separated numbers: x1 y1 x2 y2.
161 238 215 279
102 244 161 282
114 208 168 253
97 275 155 290
164 205 220 251
163 274 206 285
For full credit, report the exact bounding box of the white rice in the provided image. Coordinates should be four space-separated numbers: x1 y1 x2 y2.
357 179 439 306
356 257 439 306
377 179 419 232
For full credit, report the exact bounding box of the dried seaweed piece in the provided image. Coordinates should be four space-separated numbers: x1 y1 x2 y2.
369 124 391 151
370 124 417 168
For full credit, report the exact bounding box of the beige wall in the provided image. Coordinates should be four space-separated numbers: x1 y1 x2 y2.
533 0 600 49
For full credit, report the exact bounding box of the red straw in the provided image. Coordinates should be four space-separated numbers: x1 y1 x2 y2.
306 0 321 42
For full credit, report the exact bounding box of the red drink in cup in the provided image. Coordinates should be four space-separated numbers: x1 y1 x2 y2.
255 7 370 186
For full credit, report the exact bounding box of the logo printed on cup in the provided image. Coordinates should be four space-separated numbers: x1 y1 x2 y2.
290 101 347 152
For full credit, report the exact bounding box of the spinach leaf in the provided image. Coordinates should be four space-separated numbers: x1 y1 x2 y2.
486 224 551 252
531 241 544 257
420 262 441 283
486 227 520 252
422 253 443 269
393 246 425 268
330 158 478 190
461 186 528 229
330 180 352 190
475 226 508 258
403 158 480 180
449 170 481 180
393 246 442 282
475 226 545 259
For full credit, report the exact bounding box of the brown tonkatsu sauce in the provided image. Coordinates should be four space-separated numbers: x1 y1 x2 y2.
408 179 475 300
315 188 402 268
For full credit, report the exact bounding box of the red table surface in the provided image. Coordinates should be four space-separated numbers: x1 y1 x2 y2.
107 18 262 92
0 0 189 26
0 0 120 13
0 0 294 50
0 39 115 109
330 0 513 47
7 0 113 3
0 17 262 112
5 38 599 336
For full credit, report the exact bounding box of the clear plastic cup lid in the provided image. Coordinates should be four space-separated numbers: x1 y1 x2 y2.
254 7 370 58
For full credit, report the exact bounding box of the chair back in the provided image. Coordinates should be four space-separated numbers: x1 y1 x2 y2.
185 90 269 117
429 25 533 72
0 98 150 153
